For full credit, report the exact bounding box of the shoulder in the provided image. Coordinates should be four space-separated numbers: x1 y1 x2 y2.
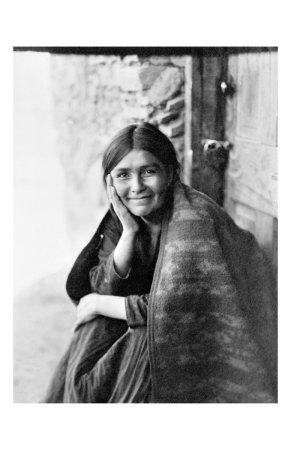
179 182 224 213
173 182 227 220
174 182 254 240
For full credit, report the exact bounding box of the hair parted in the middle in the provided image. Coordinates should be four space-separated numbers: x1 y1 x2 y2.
102 122 181 186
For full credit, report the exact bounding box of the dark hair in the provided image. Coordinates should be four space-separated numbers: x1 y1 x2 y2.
102 122 181 185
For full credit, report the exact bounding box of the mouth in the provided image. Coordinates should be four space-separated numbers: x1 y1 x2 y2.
128 196 151 201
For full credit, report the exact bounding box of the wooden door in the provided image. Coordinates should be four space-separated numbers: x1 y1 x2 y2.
224 50 278 271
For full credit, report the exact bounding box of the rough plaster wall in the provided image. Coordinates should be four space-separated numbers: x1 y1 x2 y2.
51 54 187 253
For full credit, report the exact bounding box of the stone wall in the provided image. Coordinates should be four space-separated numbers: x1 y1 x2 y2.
50 54 188 252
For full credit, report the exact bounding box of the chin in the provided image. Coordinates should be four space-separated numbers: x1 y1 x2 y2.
130 207 152 217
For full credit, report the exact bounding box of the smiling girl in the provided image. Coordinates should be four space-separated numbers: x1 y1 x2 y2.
45 122 277 404
61 122 180 402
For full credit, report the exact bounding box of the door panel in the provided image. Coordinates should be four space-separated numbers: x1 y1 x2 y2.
224 50 278 270
227 139 277 216
236 53 261 141
260 51 278 146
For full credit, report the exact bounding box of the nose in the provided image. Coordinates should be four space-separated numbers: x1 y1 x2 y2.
130 174 146 193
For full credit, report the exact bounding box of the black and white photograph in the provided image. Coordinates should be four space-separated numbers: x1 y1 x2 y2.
14 46 278 404
5 2 290 449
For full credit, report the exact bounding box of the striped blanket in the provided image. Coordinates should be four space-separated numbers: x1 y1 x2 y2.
44 182 277 402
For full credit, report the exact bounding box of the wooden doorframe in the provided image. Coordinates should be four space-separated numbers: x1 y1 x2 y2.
184 49 231 194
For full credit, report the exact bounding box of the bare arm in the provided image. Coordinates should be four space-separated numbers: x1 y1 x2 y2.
113 230 137 277
74 292 149 331
74 293 126 330
74 175 147 330
106 174 139 277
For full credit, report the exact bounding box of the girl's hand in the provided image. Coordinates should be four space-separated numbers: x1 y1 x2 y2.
74 293 101 331
73 293 126 331
106 174 139 235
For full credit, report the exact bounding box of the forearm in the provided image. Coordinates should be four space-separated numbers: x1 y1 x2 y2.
97 294 126 320
99 293 149 325
75 292 149 329
75 293 126 329
113 230 137 277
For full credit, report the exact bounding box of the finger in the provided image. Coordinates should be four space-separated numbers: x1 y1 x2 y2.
106 174 110 194
109 175 118 205
106 174 112 203
73 314 98 332
73 314 88 331
110 183 122 208
72 321 82 333
106 173 113 189
73 319 87 333
108 178 130 220
111 186 126 215
110 182 121 202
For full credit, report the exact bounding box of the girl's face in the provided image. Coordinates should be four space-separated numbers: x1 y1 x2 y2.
110 149 170 218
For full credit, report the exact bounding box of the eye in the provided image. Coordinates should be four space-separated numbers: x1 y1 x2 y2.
143 168 156 176
116 172 130 179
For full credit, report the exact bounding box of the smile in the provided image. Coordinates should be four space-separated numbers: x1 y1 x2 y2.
128 196 151 200
128 195 151 200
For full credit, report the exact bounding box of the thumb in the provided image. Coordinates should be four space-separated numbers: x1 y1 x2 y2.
72 322 78 333
72 320 83 333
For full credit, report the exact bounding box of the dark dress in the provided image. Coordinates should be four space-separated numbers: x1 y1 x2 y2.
67 211 160 403
44 183 276 403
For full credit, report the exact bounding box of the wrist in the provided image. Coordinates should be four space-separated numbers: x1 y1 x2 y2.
97 295 105 315
98 295 127 320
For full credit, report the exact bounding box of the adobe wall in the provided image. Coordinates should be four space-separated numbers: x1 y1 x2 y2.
51 54 188 251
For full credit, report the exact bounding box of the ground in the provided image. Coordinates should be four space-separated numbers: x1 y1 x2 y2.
14 268 75 403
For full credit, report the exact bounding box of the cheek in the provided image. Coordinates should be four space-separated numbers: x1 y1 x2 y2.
151 176 168 194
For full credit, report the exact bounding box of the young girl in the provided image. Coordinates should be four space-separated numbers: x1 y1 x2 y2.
45 122 276 403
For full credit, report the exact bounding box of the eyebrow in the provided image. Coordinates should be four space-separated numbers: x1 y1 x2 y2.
113 163 161 172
